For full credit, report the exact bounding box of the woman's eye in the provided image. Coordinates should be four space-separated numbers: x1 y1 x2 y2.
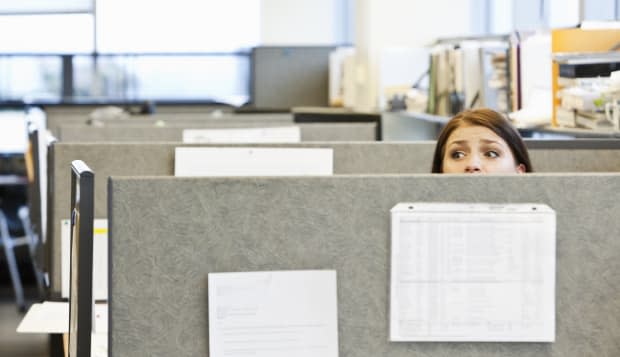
450 151 465 159
486 151 499 158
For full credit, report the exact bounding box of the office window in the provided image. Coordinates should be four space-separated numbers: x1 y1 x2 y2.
0 0 93 14
0 14 93 53
96 0 260 53
548 0 579 28
0 56 62 101
486 0 619 34
513 0 546 31
72 55 250 103
583 0 620 21
488 0 513 34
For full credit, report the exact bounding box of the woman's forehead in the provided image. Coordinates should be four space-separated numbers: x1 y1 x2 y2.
446 124 506 145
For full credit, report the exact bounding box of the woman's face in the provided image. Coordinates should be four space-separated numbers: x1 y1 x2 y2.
441 124 525 174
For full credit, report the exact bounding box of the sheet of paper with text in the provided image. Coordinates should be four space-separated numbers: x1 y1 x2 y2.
390 203 556 342
209 270 338 357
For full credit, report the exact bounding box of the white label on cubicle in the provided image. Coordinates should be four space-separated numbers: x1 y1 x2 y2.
390 203 556 342
174 147 333 177
182 126 301 143
61 219 108 301
208 270 339 357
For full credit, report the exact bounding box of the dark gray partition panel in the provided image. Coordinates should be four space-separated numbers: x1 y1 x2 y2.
56 122 378 142
251 46 335 109
108 174 620 356
46 142 435 296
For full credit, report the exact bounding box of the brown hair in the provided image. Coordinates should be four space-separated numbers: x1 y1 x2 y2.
431 108 533 173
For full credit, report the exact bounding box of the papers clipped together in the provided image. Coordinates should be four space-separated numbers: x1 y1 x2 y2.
390 203 556 342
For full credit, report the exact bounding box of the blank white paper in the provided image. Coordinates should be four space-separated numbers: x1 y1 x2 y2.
17 301 68 333
182 126 301 143
61 219 108 301
17 301 108 334
390 203 556 342
175 147 333 177
209 270 338 357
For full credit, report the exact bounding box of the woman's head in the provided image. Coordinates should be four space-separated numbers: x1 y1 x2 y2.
432 108 532 174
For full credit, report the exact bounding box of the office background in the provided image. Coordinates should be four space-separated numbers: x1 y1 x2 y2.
0 1 619 356
0 0 616 110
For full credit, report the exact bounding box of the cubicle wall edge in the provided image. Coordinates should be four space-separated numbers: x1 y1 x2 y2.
45 141 59 299
108 174 620 356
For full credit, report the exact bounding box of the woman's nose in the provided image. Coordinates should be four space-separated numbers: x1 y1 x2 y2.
465 156 482 173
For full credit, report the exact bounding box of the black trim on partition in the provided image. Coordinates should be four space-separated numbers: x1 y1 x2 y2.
27 127 43 248
293 112 380 123
61 55 73 100
45 142 57 300
293 111 382 141
68 160 94 357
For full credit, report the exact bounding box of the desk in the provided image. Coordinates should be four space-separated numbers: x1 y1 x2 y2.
17 301 108 357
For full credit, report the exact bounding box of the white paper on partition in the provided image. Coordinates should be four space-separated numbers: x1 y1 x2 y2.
390 203 556 342
182 126 301 144
17 301 68 333
17 302 107 355
17 301 107 334
208 270 339 357
174 147 333 177
61 219 108 301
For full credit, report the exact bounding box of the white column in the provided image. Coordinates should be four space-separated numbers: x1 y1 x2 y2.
353 0 476 111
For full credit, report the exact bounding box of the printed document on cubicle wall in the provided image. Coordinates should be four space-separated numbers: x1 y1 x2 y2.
61 219 108 301
208 270 339 357
390 203 556 342
182 126 301 143
174 147 333 176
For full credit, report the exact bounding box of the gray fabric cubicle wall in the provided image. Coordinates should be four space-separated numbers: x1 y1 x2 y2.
47 112 293 136
56 122 378 142
46 142 434 296
46 141 620 296
108 174 620 356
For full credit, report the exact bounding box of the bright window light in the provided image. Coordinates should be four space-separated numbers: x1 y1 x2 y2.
0 14 93 53
96 0 260 53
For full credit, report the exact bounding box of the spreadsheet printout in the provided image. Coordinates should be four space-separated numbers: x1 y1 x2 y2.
390 203 556 342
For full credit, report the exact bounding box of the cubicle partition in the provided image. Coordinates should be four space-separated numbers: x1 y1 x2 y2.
251 46 335 109
46 142 434 297
56 122 378 142
108 174 620 356
46 112 294 137
46 140 620 297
